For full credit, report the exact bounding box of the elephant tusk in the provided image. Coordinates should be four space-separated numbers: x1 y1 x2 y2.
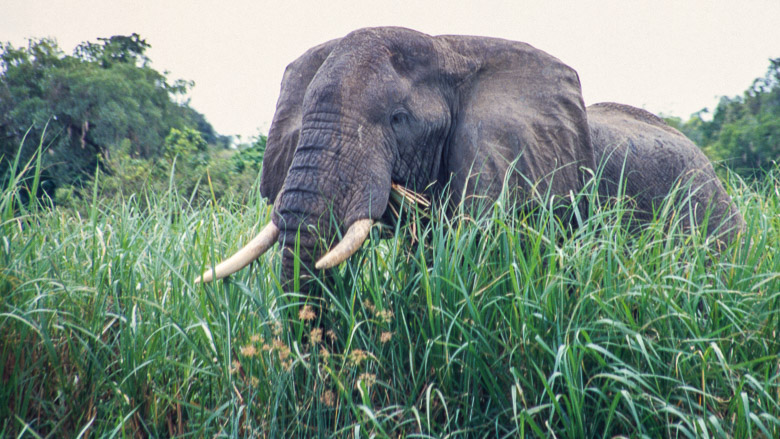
315 219 373 270
196 222 280 283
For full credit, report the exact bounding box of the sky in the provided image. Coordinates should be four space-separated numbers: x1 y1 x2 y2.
3 0 779 141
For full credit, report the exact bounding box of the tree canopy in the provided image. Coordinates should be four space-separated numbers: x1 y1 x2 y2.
0 34 227 191
668 58 780 178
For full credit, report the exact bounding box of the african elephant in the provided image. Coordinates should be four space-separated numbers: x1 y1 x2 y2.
588 102 744 243
196 27 595 289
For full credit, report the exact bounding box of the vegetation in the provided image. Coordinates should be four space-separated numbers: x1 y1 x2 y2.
2 135 778 436
90 127 261 210
665 58 780 178
0 34 233 201
1 33 777 437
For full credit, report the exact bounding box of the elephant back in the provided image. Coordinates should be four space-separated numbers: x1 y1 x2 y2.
588 102 745 242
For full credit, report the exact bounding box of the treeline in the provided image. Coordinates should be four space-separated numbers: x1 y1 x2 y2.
0 34 262 207
2 34 777 208
665 58 780 178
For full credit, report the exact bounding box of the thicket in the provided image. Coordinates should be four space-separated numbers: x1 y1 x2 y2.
0 34 262 207
665 58 780 178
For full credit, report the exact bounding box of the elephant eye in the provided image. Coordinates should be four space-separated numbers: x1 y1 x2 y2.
390 110 410 127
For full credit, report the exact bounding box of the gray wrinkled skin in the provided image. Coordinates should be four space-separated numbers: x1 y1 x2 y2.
589 102 745 243
260 27 594 291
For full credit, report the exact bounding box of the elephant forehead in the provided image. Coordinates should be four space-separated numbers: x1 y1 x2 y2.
306 31 438 102
338 27 436 65
304 61 408 123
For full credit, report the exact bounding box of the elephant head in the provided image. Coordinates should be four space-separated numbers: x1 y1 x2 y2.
196 27 594 290
588 102 745 243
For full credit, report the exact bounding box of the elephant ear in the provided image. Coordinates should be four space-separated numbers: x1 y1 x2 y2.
439 36 594 211
259 38 341 203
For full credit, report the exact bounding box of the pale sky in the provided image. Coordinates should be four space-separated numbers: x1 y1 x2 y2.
3 0 779 141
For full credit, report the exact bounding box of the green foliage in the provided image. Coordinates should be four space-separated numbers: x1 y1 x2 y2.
95 139 257 210
0 35 218 192
0 34 246 208
182 105 232 148
74 33 151 68
678 58 780 177
2 146 778 436
232 134 266 173
165 127 208 160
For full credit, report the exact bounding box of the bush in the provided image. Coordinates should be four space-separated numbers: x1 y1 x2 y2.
232 134 266 173
93 134 260 210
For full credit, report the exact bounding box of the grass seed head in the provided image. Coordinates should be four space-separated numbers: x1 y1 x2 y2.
273 339 291 360
320 390 335 407
298 305 316 321
356 373 376 389
376 309 394 324
349 349 368 366
380 331 394 344
240 344 258 357
310 328 323 344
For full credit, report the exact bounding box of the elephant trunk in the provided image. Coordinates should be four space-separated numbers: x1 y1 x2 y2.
273 162 333 292
196 111 392 291
278 219 322 293
271 122 391 292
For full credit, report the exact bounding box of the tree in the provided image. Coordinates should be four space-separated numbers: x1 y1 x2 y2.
679 58 780 178
74 33 151 68
164 127 207 161
0 35 218 192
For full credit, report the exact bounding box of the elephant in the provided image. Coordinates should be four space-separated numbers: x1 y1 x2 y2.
195 26 595 290
588 102 745 243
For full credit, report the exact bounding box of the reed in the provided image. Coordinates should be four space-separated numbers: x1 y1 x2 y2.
2 141 778 437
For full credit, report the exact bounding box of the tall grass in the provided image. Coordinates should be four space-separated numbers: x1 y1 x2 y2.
1 143 778 437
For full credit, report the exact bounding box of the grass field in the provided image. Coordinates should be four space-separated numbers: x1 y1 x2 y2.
1 147 779 437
